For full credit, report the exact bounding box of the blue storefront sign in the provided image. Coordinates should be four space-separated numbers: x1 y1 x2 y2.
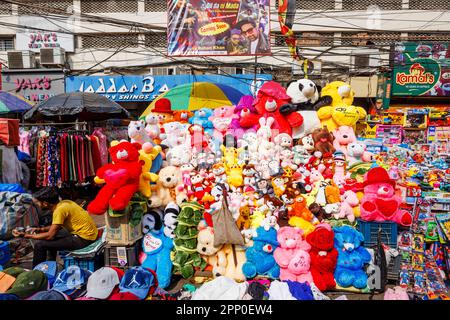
65 74 272 102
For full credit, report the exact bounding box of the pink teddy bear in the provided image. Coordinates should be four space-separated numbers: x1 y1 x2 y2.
360 167 412 226
332 126 356 157
334 190 359 223
288 249 314 284
273 226 311 282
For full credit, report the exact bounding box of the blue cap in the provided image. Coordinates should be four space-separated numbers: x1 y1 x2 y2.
0 293 19 300
52 265 92 298
33 261 57 287
28 290 69 300
119 267 155 300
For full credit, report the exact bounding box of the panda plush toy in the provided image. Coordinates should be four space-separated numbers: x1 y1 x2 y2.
280 78 331 139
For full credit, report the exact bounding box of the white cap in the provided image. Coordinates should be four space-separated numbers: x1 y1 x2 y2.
86 267 120 299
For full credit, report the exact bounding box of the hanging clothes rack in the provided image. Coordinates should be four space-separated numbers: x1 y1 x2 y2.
20 121 88 131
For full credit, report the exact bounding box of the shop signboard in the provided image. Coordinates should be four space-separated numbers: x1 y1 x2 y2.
392 42 450 96
15 16 75 52
1 70 65 103
65 74 272 102
167 0 271 56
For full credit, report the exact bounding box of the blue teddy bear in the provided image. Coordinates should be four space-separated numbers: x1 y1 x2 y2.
189 108 214 137
242 226 280 279
139 229 174 289
333 225 372 289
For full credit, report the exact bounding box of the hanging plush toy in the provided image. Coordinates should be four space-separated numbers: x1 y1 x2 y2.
317 81 367 132
88 140 143 214
281 78 332 139
253 81 304 136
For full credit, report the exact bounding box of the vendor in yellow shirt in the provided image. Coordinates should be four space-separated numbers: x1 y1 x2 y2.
16 188 98 268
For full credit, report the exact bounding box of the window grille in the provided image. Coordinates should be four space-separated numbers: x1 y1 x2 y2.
81 0 138 13
144 33 167 47
341 32 402 46
274 32 334 47
0 1 12 14
409 1 450 10
0 37 14 51
18 0 73 15
144 0 167 12
81 33 139 48
342 0 402 10
296 0 335 11
407 32 450 42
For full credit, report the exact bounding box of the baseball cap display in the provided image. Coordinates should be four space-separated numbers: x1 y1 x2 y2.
52 265 92 298
108 291 140 300
33 261 57 287
86 267 120 299
0 293 19 300
6 270 48 299
28 290 69 300
118 267 156 300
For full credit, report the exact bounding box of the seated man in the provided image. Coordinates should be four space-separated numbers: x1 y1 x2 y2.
15 188 98 268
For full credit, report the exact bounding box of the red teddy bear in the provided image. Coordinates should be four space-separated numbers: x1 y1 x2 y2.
306 223 338 292
253 81 303 136
88 141 143 215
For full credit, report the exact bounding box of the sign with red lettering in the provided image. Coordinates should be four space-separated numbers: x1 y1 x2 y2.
1 71 65 103
16 16 75 52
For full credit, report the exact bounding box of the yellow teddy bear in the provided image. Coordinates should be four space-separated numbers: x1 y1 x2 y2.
317 81 367 132
138 142 161 198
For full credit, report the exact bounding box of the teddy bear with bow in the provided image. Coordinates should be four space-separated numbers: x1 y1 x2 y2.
360 167 412 226
88 140 143 214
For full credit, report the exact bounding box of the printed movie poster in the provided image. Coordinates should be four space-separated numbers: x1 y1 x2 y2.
167 0 270 56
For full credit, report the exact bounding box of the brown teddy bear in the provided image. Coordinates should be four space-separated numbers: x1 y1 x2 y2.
312 127 335 155
236 206 251 230
197 226 247 282
148 165 187 208
309 203 331 221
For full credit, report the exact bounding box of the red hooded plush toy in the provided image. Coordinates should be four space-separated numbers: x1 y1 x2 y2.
88 140 143 214
306 223 338 292
253 81 303 136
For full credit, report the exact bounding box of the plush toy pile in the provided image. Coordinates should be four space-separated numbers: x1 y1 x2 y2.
86 80 422 297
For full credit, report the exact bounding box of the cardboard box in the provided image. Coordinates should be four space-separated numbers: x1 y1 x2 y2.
105 201 144 246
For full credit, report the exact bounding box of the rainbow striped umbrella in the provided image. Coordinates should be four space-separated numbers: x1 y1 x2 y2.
0 91 33 114
141 82 245 117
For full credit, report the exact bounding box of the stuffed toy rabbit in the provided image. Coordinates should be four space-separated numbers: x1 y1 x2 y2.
257 117 276 161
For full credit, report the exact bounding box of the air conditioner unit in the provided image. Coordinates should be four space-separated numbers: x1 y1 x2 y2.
292 59 322 76
7 51 36 69
150 67 178 75
218 67 236 75
40 47 66 65
350 49 380 71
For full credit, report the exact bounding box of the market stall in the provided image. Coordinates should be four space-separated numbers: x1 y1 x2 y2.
1 78 449 301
